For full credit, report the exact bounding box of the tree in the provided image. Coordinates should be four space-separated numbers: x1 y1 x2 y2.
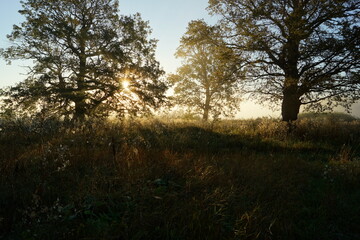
208 0 360 121
0 0 167 119
168 20 242 121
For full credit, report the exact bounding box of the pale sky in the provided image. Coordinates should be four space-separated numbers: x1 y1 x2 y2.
0 0 358 118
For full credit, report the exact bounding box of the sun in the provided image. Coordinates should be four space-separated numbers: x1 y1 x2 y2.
122 79 130 90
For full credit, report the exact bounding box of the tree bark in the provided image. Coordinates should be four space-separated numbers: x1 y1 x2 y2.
202 107 209 121
74 32 88 120
74 99 87 120
281 84 301 122
281 37 301 122
202 87 211 121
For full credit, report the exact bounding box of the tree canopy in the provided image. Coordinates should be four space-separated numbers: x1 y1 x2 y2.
209 0 360 121
0 0 167 119
169 20 242 121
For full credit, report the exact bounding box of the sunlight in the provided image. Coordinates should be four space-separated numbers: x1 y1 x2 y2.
122 79 130 90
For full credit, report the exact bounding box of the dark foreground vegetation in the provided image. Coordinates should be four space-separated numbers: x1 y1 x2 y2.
1 114 360 240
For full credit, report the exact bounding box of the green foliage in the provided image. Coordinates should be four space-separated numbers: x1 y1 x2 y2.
169 20 242 121
0 0 168 119
208 0 360 121
1 116 360 239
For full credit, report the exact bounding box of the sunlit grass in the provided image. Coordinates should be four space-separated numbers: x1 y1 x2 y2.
0 116 359 239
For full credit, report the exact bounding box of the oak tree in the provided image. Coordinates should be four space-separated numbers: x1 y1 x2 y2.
209 0 360 121
1 0 167 119
169 20 242 121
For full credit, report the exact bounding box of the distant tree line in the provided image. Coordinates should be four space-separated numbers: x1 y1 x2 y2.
1 0 359 122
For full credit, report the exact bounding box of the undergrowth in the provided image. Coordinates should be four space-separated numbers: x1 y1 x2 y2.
0 116 360 239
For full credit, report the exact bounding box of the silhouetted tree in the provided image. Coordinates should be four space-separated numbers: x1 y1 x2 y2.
1 0 167 119
169 20 242 121
209 0 360 121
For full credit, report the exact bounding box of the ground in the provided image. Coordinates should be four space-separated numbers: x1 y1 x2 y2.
1 114 360 239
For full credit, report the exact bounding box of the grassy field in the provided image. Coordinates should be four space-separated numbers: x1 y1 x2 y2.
1 114 360 239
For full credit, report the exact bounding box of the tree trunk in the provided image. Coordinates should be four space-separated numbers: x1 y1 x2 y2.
203 107 209 121
74 27 88 120
281 37 301 122
74 73 87 120
74 99 87 120
202 88 211 121
281 85 301 122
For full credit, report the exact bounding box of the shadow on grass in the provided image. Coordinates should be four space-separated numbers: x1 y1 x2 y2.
1 118 360 239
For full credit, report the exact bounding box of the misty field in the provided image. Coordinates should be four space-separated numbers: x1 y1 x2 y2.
1 114 360 240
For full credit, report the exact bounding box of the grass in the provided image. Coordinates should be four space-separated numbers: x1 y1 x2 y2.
0 115 360 239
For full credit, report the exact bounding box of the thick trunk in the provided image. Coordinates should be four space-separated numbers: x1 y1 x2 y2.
74 99 87 120
74 38 88 120
202 107 209 121
281 85 301 121
281 38 301 122
73 27 89 120
74 80 87 120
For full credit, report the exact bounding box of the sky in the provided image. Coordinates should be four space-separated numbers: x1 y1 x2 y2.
0 0 217 86
0 0 359 118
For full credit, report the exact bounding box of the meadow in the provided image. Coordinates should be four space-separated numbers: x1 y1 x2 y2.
1 113 360 239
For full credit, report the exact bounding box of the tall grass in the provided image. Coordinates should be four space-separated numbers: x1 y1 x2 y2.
0 115 360 239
